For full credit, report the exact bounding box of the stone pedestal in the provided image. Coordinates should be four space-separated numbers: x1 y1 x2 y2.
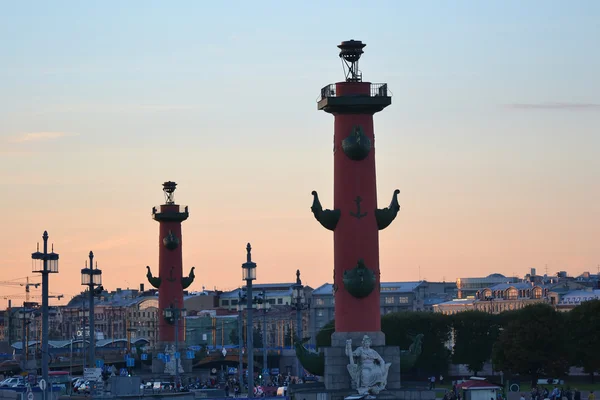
324 331 400 395
151 357 193 374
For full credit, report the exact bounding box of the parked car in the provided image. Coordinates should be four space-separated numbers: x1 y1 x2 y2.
0 377 24 387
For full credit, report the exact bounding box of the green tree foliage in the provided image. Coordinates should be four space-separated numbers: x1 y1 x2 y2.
492 304 569 385
568 299 600 382
381 312 451 375
450 311 501 375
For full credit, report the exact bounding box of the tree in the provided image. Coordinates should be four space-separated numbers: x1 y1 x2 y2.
492 304 569 386
568 299 600 382
450 311 501 375
382 311 452 376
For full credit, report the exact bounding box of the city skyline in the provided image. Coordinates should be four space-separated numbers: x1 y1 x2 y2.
1 1 599 303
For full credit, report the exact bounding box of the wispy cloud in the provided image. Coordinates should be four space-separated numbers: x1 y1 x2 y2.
34 104 202 114
507 102 600 110
7 131 78 143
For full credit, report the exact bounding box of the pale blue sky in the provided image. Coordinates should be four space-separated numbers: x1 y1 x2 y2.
0 1 599 300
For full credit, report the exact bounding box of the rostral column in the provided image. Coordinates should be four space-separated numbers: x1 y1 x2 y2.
146 181 195 344
311 40 400 346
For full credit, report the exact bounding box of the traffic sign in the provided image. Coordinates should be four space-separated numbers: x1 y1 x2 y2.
27 392 34 400
185 351 194 359
141 353 148 361
263 368 269 375
38 378 47 391
126 358 135 367
174 351 180 359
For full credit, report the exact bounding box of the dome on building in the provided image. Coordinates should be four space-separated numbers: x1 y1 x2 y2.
487 273 506 278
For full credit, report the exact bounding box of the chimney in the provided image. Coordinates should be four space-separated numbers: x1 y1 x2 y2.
140 283 145 292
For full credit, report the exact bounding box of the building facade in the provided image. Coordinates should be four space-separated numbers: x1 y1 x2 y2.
434 282 556 315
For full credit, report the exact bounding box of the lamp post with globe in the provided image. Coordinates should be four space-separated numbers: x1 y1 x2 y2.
292 269 309 381
241 243 257 398
80 251 102 368
257 290 270 383
236 291 246 393
31 231 59 392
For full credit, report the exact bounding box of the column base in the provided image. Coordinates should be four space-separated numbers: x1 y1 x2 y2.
324 332 400 393
331 331 386 347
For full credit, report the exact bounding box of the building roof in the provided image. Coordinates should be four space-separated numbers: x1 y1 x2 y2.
435 299 476 307
423 297 449 306
313 282 425 297
312 283 334 296
487 282 539 291
558 289 600 305
12 338 150 350
380 282 423 293
220 285 298 299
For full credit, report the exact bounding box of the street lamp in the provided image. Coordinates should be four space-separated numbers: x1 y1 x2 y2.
236 291 246 394
292 269 309 381
163 304 187 389
257 290 270 383
31 231 59 392
241 243 256 398
81 251 102 368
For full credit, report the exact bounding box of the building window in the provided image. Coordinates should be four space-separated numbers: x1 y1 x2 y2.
385 297 395 304
231 300 238 305
277 298 283 305
398 296 409 304
317 311 324 317
315 298 325 306
222 300 230 306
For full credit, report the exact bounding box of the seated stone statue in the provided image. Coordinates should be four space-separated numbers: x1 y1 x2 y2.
346 335 391 397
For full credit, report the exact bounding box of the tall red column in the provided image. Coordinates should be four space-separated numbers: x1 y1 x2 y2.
312 41 399 341
147 181 192 344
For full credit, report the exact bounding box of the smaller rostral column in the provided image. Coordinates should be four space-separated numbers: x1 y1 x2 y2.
311 40 400 346
146 181 196 345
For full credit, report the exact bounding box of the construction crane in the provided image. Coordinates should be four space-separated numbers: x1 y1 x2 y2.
0 277 41 303
2 294 64 301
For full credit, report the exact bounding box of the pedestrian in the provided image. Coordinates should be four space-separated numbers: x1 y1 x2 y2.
574 389 581 400
588 391 595 400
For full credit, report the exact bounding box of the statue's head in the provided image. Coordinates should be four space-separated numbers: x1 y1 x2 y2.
362 335 372 348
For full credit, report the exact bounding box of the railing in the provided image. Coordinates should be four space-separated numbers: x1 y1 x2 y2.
318 83 391 102
152 205 188 215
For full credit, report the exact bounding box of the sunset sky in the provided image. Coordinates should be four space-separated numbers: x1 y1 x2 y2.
1 1 599 306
